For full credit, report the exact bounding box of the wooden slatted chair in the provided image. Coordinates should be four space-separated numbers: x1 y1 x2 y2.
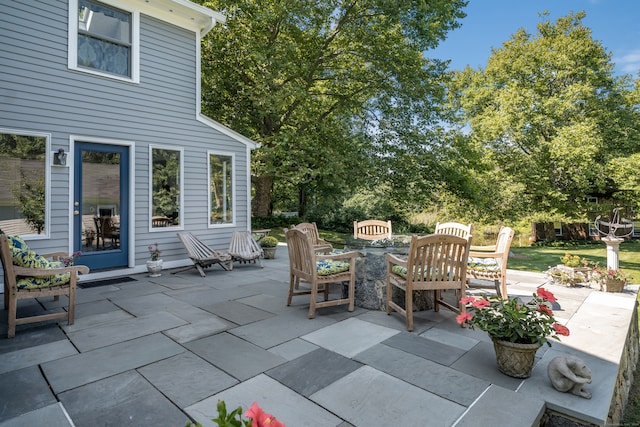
290 222 333 253
285 228 359 318
386 234 471 331
174 232 233 277
353 219 392 241
435 222 473 240
466 226 514 299
229 231 264 267
0 232 90 338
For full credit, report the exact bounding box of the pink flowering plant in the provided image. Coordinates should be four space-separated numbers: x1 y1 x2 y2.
186 400 285 427
63 251 82 267
148 242 161 261
456 288 570 347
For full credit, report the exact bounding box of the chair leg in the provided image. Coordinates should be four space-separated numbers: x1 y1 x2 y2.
385 278 392 314
7 295 17 338
308 281 317 319
195 264 206 278
406 289 413 332
68 282 76 326
434 290 440 312
348 279 355 312
496 278 507 299
287 273 295 306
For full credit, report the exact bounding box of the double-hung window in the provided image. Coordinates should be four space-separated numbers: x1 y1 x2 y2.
69 0 139 82
150 146 183 230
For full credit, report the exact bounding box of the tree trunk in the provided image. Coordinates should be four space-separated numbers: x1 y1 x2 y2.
298 186 307 218
252 175 274 217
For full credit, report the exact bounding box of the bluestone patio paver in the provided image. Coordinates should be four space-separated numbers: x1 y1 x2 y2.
311 365 466 426
111 292 218 323
268 337 319 361
186 374 342 427
302 317 399 358
266 347 363 396
0 366 56 423
419 327 480 351
138 352 238 408
41 333 185 393
382 331 467 366
184 332 286 381
229 308 336 348
455 384 546 427
204 300 275 325
66 311 187 351
164 316 234 343
0 325 67 355
0 339 77 374
519 346 619 426
58 370 188 427
355 343 490 406
0 403 73 427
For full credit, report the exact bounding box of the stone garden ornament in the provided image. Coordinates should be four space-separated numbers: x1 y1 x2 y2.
594 207 633 270
547 355 592 399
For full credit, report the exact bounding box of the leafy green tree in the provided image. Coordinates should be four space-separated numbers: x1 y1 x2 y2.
449 12 640 222
197 0 467 216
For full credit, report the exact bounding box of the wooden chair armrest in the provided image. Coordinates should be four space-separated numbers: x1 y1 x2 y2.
13 265 90 276
317 250 360 261
469 245 496 252
469 251 501 258
385 253 407 267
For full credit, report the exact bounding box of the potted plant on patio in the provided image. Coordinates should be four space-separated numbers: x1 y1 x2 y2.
457 288 570 378
146 242 162 277
259 236 279 259
591 267 630 292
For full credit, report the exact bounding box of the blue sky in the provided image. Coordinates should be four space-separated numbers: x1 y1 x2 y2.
429 0 640 77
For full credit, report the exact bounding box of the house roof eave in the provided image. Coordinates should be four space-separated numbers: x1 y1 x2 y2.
197 114 260 149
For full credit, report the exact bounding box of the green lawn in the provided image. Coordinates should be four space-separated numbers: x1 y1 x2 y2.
509 241 640 282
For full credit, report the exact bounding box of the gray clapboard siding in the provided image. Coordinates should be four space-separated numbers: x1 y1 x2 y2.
0 0 254 266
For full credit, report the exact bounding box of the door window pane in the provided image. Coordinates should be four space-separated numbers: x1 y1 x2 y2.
209 153 234 225
0 132 47 236
151 147 181 228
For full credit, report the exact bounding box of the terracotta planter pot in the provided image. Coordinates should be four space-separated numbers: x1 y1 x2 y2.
492 339 541 378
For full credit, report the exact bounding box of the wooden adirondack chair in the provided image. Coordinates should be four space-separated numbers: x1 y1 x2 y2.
229 231 264 267
174 232 233 277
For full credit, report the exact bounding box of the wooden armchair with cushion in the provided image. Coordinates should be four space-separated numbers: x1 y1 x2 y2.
290 222 333 253
353 219 392 241
435 222 473 240
285 228 359 318
0 233 89 338
466 226 514 299
386 234 470 331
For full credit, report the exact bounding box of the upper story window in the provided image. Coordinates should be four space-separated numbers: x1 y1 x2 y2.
69 0 139 82
0 130 49 238
150 146 183 230
209 152 235 226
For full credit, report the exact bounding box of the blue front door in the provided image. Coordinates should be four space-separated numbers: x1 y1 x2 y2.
73 142 129 270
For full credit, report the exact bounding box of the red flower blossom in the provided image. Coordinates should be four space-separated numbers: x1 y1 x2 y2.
472 299 491 309
553 323 570 336
245 402 285 427
456 312 473 325
536 288 556 303
460 296 476 305
538 304 553 316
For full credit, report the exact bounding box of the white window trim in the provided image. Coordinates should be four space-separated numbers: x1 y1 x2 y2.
0 128 51 240
68 0 140 83
208 150 236 228
148 144 184 232
553 222 563 237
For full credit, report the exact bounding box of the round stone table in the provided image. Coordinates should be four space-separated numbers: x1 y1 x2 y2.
345 236 434 311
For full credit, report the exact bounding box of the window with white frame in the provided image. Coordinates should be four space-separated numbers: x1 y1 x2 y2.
70 0 139 81
209 152 234 225
553 222 563 237
0 131 49 237
634 222 640 238
150 146 182 229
